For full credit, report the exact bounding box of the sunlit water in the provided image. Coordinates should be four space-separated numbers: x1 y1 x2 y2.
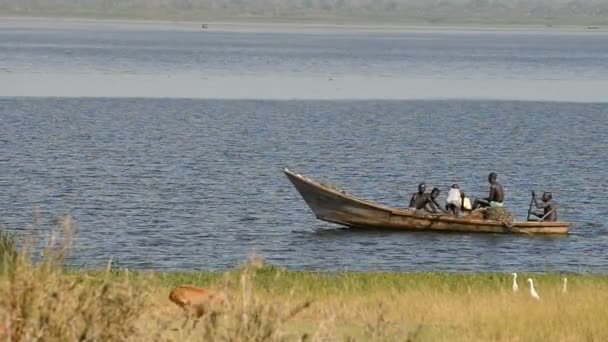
0 20 607 272
1 98 607 272
1 19 608 101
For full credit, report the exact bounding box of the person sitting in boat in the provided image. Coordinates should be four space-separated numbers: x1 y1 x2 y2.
409 182 429 210
445 184 462 216
425 187 445 214
529 191 557 222
473 172 504 209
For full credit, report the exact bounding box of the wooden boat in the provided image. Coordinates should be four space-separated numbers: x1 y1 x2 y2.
284 168 570 235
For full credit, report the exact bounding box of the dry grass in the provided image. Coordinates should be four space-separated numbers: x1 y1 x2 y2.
0 216 147 341
143 269 608 341
1 217 608 341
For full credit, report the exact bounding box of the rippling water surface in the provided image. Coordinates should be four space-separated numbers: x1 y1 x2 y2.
1 20 607 272
1 98 607 272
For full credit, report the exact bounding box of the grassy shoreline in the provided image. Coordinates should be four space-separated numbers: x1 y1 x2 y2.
2 13 607 33
1 5 607 27
2 225 608 340
89 267 608 292
76 267 608 340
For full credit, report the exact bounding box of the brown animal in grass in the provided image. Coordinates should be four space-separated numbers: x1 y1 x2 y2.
169 285 229 327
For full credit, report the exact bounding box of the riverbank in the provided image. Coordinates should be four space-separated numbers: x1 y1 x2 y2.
1 15 607 34
2 1 608 29
1 223 608 340
4 264 608 340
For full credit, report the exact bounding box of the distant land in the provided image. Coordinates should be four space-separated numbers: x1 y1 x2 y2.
1 0 608 26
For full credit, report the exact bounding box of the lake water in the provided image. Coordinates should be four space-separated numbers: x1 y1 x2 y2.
1 20 607 273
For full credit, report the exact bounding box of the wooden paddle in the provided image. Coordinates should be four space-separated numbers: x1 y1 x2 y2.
510 227 534 235
571 221 602 228
549 204 601 227
526 191 535 222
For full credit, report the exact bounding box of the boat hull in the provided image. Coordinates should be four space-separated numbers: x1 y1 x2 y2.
284 169 570 235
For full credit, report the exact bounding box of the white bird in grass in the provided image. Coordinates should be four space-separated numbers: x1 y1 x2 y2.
562 277 568 294
511 273 519 292
527 278 541 300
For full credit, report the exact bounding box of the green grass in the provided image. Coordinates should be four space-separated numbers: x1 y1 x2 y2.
1 219 608 341
92 263 608 294
0 229 17 273
90 265 608 340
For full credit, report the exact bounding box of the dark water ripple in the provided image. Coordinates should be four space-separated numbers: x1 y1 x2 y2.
0 98 607 272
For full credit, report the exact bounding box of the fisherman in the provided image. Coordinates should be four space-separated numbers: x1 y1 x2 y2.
409 183 429 210
445 184 462 216
425 187 445 214
529 191 557 222
473 172 504 209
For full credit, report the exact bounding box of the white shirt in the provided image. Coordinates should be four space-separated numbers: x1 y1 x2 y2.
446 188 461 206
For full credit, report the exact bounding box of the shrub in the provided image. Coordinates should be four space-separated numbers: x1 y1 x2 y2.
0 229 17 274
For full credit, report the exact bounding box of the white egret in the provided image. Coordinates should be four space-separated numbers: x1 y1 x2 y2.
511 273 519 292
562 277 568 294
527 278 540 300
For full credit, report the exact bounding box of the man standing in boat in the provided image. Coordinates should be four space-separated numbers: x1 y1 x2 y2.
473 172 504 209
409 183 429 210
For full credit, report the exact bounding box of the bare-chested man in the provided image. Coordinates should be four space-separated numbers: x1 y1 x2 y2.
529 191 557 222
409 183 429 210
473 172 504 209
425 187 445 214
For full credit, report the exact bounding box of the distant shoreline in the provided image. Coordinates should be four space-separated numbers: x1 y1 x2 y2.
1 15 607 34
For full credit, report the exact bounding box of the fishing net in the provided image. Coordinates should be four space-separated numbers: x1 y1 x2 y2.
412 209 435 218
465 210 485 220
484 207 516 227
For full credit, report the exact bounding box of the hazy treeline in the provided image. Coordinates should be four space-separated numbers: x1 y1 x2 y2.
2 0 608 24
